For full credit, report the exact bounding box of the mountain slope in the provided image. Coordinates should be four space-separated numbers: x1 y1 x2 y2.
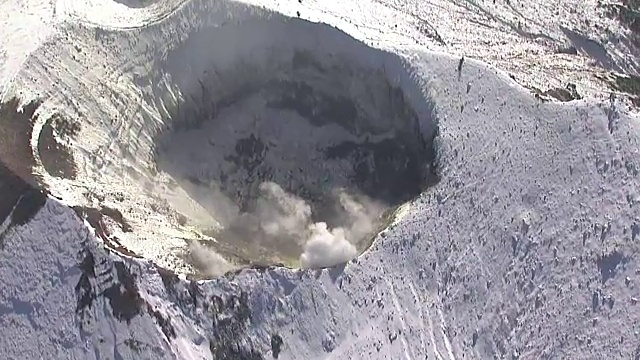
0 0 639 359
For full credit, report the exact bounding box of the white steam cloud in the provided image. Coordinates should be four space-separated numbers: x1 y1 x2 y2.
189 181 384 272
299 222 356 268
188 241 235 277
255 182 312 240
255 181 381 268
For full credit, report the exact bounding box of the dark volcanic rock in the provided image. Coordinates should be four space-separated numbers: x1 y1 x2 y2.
0 161 47 248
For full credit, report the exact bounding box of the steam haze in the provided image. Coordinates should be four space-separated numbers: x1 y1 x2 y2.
190 181 384 272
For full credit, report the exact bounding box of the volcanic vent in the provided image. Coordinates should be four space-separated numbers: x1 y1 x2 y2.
151 19 439 270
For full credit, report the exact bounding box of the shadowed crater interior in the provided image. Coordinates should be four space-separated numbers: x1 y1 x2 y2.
151 19 439 270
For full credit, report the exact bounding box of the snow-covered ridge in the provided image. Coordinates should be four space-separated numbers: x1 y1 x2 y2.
1 0 640 359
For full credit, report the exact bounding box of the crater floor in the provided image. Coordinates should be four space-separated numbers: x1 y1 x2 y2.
155 49 437 269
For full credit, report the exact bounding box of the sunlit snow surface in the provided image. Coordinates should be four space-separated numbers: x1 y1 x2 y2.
1 0 640 359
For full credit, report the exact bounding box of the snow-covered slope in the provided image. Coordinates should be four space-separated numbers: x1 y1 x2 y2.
1 0 640 359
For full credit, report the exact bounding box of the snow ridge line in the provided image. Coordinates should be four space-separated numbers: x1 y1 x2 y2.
57 0 193 31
